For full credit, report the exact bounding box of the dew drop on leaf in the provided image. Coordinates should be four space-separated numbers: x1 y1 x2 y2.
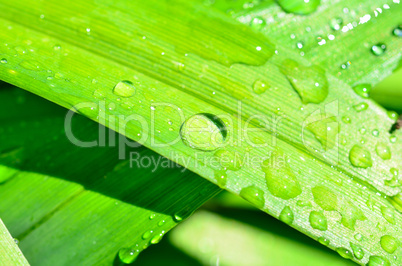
318 236 330 246
329 17 343 31
0 58 7 64
309 211 327 231
113 80 136 98
353 102 369 112
380 206 395 224
305 114 339 150
354 233 363 241
180 113 227 151
150 233 164 244
20 60 42 71
280 59 328 104
392 25 402 37
261 149 302 200
276 0 321 15
352 83 371 98
336 247 353 259
239 186 265 208
118 248 139 264
350 242 364 260
279 206 294 224
349 145 372 168
214 170 228 188
380 235 399 254
371 43 387 56
250 16 265 30
142 230 153 240
252 79 270 94
375 143 391 160
367 256 390 266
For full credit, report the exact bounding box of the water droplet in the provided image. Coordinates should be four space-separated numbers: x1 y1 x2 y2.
281 59 328 104
354 233 363 241
214 170 228 188
330 17 343 31
214 150 242 171
239 186 265 208
305 114 339 150
371 43 386 56
180 113 227 151
390 168 399 177
353 102 369 112
350 243 364 260
158 220 166 227
113 80 136 98
336 247 353 260
372 129 379 137
150 233 164 244
318 236 330 246
309 211 327 231
261 149 302 200
20 60 42 71
389 135 397 143
252 79 270 94
375 143 391 160
13 238 19 245
349 145 372 168
149 213 156 220
380 235 399 254
1 58 7 64
353 83 371 98
380 206 395 224
296 41 303 49
342 116 351 124
276 0 321 15
367 256 390 266
296 200 312 207
312 186 337 211
392 25 402 37
387 111 398 121
118 248 139 264
250 16 265 30
279 206 294 224
142 230 153 240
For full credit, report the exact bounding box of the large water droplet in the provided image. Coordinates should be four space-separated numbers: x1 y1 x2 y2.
0 58 7 64
312 186 337 211
336 248 353 260
350 242 364 260
118 248 139 264
354 233 363 241
371 43 386 56
380 206 395 224
309 211 327 231
239 186 265 208
353 83 371 98
349 145 372 168
261 149 302 200
180 113 227 151
281 59 328 104
376 143 391 160
305 114 339 150
113 80 136 98
279 206 294 224
150 233 164 244
276 0 321 15
142 230 153 240
367 256 390 266
380 235 399 254
252 79 270 94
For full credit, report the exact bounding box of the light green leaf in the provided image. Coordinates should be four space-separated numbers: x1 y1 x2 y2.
0 219 29 265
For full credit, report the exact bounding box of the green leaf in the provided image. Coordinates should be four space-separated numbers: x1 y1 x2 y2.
0 219 29 265
0 0 401 264
0 86 220 264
